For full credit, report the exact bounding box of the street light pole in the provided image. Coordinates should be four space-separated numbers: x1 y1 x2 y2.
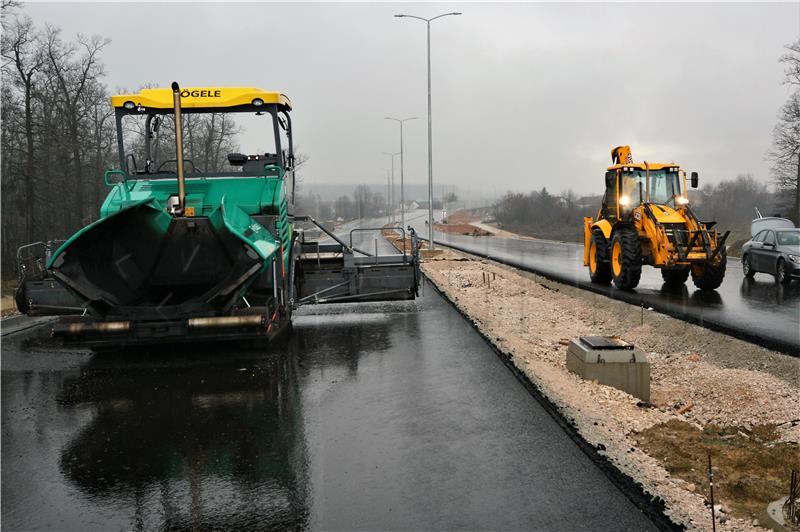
395 11 461 249
382 151 400 223
384 116 417 230
386 170 391 224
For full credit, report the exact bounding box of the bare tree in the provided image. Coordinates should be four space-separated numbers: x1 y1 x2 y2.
1 15 43 241
769 39 800 223
1 0 21 12
43 26 110 225
86 81 115 211
293 148 310 170
197 113 241 172
1 12 114 277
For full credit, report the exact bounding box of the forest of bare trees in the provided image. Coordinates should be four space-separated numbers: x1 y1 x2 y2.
493 188 596 241
0 4 244 279
295 184 386 222
1 7 113 278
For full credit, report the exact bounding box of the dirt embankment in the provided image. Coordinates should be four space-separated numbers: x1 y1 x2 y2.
436 210 529 238
433 223 492 236
413 245 799 531
443 210 482 225
435 211 492 236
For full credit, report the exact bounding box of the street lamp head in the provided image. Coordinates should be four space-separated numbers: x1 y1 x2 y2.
396 12 461 21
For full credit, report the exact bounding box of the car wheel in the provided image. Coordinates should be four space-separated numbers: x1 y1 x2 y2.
776 259 792 285
742 254 755 279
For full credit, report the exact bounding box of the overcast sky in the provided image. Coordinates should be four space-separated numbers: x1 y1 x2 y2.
22 2 800 197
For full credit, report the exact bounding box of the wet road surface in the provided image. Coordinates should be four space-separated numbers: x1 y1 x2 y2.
413 223 800 354
2 281 660 530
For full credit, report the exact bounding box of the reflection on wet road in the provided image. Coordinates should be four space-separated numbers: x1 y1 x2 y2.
2 281 657 530
420 228 800 353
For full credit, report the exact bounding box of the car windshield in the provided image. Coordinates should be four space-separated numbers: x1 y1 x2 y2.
777 230 800 246
620 169 682 207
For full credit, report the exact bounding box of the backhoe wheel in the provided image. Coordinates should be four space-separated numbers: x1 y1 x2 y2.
588 231 612 284
742 254 755 279
610 229 642 290
691 248 727 291
661 268 690 287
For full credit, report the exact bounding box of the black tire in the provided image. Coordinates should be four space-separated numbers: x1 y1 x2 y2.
14 284 28 314
661 268 690 287
776 259 792 285
588 231 612 284
692 247 727 290
610 228 642 290
742 254 755 279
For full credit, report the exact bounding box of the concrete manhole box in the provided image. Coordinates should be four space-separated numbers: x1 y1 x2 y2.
566 336 650 402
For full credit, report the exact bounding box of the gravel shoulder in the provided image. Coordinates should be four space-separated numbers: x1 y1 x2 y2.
418 247 799 531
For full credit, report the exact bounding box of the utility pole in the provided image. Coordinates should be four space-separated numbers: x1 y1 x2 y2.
386 170 391 224
382 151 400 224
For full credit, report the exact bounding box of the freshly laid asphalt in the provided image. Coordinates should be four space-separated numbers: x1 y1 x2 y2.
1 278 662 530
413 224 799 355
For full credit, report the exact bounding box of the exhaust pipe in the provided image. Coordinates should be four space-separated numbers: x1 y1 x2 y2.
171 81 186 214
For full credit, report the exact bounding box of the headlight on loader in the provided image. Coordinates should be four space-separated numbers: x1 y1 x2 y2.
676 196 689 205
619 195 631 207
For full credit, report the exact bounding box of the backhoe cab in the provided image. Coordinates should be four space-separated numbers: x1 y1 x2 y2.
583 146 729 291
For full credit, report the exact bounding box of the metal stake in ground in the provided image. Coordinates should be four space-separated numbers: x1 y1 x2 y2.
708 450 716 532
785 469 799 525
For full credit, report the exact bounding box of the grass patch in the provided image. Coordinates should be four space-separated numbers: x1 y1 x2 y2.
634 419 798 520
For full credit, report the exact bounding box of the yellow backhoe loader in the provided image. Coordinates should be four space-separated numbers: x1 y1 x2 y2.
583 146 729 291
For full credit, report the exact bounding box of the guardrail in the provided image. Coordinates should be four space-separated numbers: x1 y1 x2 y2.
349 227 408 258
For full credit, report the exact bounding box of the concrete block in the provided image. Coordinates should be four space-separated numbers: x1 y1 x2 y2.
566 336 650 402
